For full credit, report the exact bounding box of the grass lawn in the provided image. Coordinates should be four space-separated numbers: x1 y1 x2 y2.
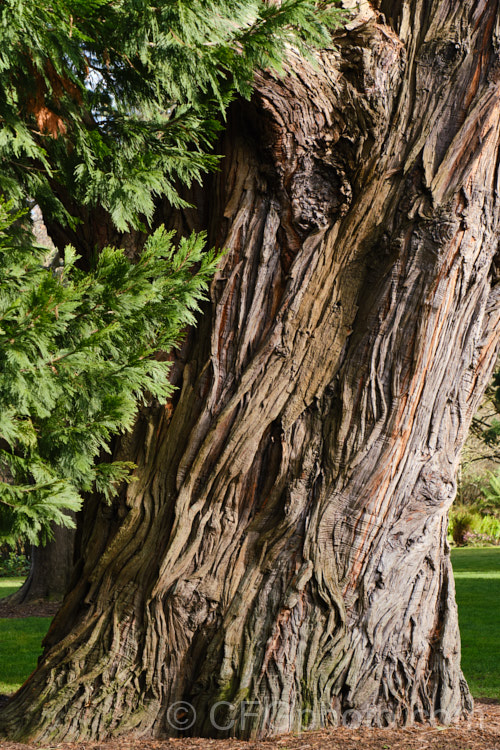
0 617 51 694
451 546 500 701
0 577 51 695
0 577 25 600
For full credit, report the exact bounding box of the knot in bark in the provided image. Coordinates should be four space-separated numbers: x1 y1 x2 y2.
417 461 456 511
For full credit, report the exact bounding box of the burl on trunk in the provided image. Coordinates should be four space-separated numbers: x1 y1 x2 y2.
1 0 499 742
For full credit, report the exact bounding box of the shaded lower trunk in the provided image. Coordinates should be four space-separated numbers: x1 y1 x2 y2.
4 523 75 606
1 0 500 742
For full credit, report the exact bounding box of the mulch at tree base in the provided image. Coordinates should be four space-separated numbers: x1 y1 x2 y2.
0 601 60 619
0 700 498 750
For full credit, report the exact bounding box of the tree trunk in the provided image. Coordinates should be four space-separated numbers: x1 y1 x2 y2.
3 523 76 606
1 0 500 741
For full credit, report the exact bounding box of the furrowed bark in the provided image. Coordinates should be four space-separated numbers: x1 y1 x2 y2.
1 0 500 741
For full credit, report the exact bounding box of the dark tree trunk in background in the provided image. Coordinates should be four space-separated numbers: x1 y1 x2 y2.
4 524 76 606
1 0 500 741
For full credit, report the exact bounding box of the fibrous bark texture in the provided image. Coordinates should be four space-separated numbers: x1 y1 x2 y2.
1 0 500 742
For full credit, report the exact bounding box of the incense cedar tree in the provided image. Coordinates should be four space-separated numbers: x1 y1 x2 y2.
0 1 340 550
1 0 500 744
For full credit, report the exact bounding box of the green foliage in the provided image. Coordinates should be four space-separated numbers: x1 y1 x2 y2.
450 465 500 546
468 362 500 458
448 506 500 547
0 198 219 545
0 552 30 577
480 470 500 515
456 471 483 506
0 2 347 545
454 362 500 547
448 508 481 546
478 513 500 539
0 0 345 231
484 368 500 442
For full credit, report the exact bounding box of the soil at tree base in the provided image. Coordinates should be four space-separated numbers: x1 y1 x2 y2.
0 601 60 619
0 700 497 750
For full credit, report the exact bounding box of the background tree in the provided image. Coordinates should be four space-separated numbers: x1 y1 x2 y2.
466 363 500 461
448 360 500 545
2 0 500 743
